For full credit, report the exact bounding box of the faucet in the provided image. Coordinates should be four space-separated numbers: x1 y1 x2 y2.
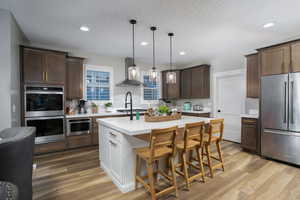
125 91 133 120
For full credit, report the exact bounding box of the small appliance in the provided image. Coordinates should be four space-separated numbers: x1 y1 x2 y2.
183 102 192 111
78 99 87 114
67 118 91 136
193 105 203 111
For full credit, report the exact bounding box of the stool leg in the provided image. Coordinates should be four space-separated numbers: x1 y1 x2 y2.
182 152 190 190
197 147 206 183
216 141 225 171
205 144 214 178
146 161 156 200
135 155 141 189
170 157 179 198
154 160 159 184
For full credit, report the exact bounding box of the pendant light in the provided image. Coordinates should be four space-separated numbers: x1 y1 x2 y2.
128 19 139 81
166 33 176 84
149 26 158 83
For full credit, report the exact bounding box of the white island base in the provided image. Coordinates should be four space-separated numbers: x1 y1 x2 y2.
97 116 213 193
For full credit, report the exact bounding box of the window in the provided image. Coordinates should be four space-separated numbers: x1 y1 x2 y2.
143 74 160 101
85 67 112 101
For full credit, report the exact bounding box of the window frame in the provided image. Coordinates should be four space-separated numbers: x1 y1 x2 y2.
141 71 161 104
84 64 114 103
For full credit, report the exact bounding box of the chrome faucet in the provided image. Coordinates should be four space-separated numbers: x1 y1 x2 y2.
125 91 133 120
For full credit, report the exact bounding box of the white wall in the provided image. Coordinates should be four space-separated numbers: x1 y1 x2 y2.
0 9 28 131
30 42 170 109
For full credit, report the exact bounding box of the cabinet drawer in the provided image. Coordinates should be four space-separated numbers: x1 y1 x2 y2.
35 141 66 154
242 118 257 124
67 134 92 149
107 128 122 142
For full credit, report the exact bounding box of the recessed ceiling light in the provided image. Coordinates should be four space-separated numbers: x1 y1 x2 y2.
140 41 148 46
179 51 186 55
80 26 90 32
263 22 275 28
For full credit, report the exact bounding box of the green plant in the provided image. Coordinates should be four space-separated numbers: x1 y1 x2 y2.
104 102 112 108
157 105 170 114
91 102 97 108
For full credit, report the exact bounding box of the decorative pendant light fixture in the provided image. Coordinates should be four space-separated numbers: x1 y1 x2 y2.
149 26 158 83
166 33 176 84
128 19 139 81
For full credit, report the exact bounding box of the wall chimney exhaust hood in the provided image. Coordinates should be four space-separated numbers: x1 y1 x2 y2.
116 57 145 87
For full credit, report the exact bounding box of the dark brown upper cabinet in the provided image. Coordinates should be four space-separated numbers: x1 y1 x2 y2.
66 56 84 100
246 54 259 98
179 65 210 99
291 41 300 72
22 47 67 85
180 69 192 98
161 70 181 100
260 44 290 76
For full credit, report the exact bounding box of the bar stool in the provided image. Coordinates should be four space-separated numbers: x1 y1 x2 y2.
175 121 206 190
198 119 225 178
134 126 178 200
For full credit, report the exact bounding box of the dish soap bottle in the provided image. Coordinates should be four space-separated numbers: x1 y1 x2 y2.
136 111 140 120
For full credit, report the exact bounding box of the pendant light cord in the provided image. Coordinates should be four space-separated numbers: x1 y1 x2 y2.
169 33 173 71
132 22 135 66
152 28 155 70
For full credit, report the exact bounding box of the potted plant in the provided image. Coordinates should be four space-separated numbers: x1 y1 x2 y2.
157 105 170 116
91 102 98 114
104 102 113 112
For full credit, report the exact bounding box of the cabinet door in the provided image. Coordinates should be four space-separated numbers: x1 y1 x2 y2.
109 139 122 182
246 54 259 98
45 53 66 84
261 45 290 76
161 70 181 99
161 71 168 99
23 49 45 83
291 41 300 72
66 57 83 99
181 69 192 98
241 118 258 152
191 67 202 98
201 66 210 98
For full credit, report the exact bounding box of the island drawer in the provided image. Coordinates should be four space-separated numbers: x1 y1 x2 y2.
106 127 122 142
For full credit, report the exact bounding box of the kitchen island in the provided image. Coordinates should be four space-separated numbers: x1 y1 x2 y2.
97 116 214 193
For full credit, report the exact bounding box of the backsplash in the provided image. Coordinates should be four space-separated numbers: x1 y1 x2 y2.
176 98 212 110
245 98 259 114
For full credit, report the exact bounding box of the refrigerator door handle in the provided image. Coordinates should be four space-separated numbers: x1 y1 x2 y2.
284 81 287 123
291 81 294 124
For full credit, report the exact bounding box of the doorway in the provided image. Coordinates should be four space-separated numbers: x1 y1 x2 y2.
213 69 245 143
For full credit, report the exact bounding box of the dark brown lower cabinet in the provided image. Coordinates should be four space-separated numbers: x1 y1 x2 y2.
67 135 92 149
35 141 66 154
182 112 210 118
241 118 259 153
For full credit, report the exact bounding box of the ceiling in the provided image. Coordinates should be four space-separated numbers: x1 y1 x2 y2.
2 0 300 69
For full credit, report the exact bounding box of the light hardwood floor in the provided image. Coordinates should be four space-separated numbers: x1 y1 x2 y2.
33 141 300 200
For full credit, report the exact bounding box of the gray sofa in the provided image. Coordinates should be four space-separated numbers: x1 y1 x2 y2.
0 127 35 200
0 181 18 200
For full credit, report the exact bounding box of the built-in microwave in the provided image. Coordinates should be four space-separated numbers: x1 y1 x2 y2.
25 116 65 144
67 118 91 136
24 85 64 117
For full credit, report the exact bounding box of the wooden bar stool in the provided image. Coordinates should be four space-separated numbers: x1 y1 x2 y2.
175 122 206 190
199 119 225 178
134 126 178 200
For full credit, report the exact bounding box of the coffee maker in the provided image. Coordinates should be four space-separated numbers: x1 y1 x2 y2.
78 99 87 114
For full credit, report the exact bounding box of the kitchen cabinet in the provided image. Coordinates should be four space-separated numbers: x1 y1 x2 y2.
35 141 66 154
67 135 92 149
66 56 84 99
246 53 259 98
161 70 181 99
291 41 300 72
260 44 290 76
182 112 210 118
241 118 259 153
22 47 67 85
181 69 192 98
191 65 210 98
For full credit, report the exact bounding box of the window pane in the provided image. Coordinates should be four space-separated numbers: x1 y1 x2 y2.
86 70 110 101
143 74 159 100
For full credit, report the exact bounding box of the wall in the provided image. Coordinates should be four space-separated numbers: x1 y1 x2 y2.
30 42 170 110
0 9 28 130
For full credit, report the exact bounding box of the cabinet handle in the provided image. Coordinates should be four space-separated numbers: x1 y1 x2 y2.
42 72 45 81
110 140 117 145
110 132 117 137
46 72 48 81
243 119 256 124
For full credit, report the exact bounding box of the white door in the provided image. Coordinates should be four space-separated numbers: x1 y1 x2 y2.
215 71 245 143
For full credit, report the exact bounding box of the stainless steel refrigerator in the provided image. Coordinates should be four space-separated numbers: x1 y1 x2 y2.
261 73 300 165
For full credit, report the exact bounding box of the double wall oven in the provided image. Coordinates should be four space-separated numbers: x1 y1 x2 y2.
24 85 65 144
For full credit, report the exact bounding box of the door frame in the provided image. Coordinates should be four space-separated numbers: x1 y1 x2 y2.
212 69 246 117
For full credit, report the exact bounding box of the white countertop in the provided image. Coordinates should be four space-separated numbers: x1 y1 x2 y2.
97 116 215 136
240 114 259 119
66 111 127 118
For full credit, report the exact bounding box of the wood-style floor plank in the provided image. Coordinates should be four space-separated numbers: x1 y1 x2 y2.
33 142 300 200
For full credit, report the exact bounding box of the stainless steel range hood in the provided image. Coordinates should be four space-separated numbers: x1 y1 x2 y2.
116 57 145 87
